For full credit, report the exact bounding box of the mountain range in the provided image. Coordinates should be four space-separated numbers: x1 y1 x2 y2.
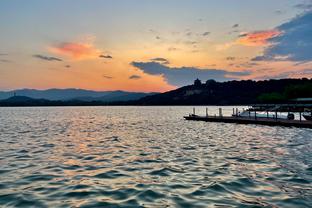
0 78 311 106
0 89 157 102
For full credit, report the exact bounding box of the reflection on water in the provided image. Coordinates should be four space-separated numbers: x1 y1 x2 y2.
0 106 311 207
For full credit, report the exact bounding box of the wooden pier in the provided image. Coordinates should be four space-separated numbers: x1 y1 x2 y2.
184 106 312 129
184 115 312 129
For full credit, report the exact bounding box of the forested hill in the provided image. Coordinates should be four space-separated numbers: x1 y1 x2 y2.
132 78 312 105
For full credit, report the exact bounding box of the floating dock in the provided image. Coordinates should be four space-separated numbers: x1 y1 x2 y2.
184 115 312 129
184 105 312 129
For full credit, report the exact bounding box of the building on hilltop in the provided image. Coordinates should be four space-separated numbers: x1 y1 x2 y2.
194 78 202 86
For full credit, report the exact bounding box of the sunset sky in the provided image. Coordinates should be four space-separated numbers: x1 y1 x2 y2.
1 0 312 92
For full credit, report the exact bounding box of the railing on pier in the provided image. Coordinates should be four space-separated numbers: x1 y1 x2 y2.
186 106 312 129
189 105 312 123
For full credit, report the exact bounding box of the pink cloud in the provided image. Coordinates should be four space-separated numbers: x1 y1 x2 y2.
216 29 281 51
49 42 101 60
237 30 281 46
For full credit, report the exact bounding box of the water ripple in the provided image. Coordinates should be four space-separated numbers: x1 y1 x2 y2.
0 106 311 207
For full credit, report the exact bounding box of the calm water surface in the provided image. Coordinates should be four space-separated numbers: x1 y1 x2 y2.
0 106 311 207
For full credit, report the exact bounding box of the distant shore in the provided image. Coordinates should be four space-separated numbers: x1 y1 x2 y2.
1 78 311 106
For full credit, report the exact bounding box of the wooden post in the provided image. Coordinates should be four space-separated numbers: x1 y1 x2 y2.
275 110 278 121
206 108 208 117
267 111 269 118
300 111 302 122
219 108 222 117
193 107 195 115
236 108 238 117
233 108 235 116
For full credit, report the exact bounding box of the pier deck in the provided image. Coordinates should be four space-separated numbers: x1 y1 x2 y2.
184 115 312 129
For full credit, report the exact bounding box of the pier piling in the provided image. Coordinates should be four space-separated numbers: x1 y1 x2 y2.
300 111 302 122
219 108 223 117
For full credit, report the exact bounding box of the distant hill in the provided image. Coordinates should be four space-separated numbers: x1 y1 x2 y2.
0 89 157 102
71 91 156 102
0 96 52 106
132 78 312 105
0 96 133 107
1 79 311 106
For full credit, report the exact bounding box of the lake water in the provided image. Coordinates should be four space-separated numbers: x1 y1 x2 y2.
0 106 311 207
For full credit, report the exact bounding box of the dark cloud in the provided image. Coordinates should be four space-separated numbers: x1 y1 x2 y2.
156 36 161 40
65 65 71 68
226 57 236 61
237 62 259 68
256 69 312 80
232 24 239 28
185 41 197 45
99 54 113 59
274 10 284 15
168 47 179 51
1 59 11 63
132 61 250 86
251 56 268 61
238 33 247 37
253 11 312 62
186 32 192 36
150 58 170 65
33 54 62 61
202 32 210 36
293 61 311 66
103 75 113 79
294 1 312 10
129 75 141 80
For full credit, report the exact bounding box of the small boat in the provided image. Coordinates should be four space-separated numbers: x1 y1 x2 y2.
303 112 312 121
236 110 294 120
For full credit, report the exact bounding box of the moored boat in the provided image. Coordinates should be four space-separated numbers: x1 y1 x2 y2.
236 110 293 120
303 112 312 121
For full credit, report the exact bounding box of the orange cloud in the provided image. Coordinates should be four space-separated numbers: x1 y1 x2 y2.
49 42 101 60
237 30 281 46
216 29 281 51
